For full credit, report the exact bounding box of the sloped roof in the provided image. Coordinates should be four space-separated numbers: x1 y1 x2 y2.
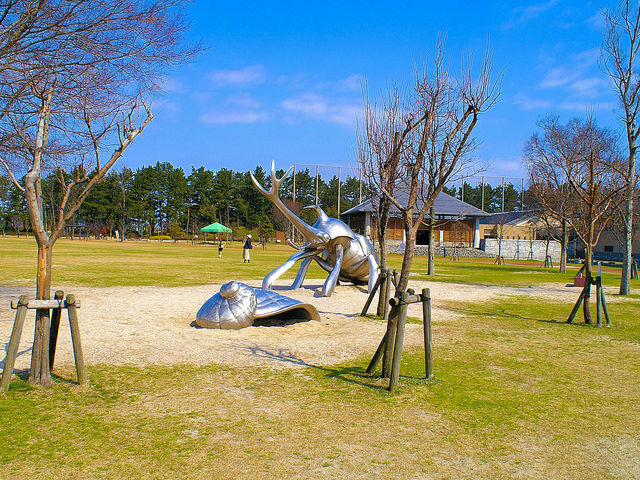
479 211 536 226
342 190 489 218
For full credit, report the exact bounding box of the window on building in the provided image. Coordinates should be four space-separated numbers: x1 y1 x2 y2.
604 245 614 252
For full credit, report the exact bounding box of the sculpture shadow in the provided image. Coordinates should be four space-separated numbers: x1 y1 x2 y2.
247 344 388 391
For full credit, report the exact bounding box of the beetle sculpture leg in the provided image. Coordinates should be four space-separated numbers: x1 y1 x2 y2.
367 254 380 294
322 244 344 297
291 256 315 290
263 248 318 290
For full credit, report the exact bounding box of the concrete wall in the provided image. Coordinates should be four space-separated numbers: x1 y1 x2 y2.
481 238 561 262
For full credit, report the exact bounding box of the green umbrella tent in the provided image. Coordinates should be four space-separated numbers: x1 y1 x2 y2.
200 222 232 243
200 222 232 234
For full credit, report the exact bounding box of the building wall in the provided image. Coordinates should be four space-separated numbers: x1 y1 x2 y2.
594 230 640 254
482 238 561 262
479 223 536 241
344 212 477 246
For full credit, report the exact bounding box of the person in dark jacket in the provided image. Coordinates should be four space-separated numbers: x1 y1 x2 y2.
243 234 253 263
218 239 224 258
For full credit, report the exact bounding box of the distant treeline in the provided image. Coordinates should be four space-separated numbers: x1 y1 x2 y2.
442 181 524 213
0 164 528 240
0 163 364 240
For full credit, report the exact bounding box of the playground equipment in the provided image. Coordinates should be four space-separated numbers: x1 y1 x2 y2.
1 291 87 393
250 162 380 297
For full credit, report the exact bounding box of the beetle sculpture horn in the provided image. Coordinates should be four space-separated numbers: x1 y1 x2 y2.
250 161 327 246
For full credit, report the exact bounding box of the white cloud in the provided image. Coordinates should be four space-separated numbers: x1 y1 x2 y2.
153 99 181 117
540 48 600 89
199 109 269 125
481 157 527 178
208 65 266 87
503 0 559 30
574 48 600 65
540 66 581 88
281 93 362 126
226 93 262 109
558 101 615 111
569 77 611 98
585 10 605 30
513 93 553 110
159 77 185 93
339 74 363 91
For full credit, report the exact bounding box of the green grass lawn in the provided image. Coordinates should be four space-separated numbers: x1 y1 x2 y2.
1 296 638 478
2 236 638 291
1 236 639 478
0 237 329 288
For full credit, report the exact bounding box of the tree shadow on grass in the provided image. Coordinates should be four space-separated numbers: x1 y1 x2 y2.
246 344 390 391
441 304 582 326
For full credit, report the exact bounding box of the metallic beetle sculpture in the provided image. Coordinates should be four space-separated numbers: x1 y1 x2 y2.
250 162 380 297
196 281 320 329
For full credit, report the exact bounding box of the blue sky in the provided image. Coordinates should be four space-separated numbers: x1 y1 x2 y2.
123 0 620 184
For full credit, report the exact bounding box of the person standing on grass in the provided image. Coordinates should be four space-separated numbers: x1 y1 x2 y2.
218 239 224 258
243 234 253 263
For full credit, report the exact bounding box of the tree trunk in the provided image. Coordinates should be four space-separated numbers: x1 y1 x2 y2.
620 189 634 295
376 203 390 316
29 242 53 385
545 239 549 264
560 218 567 273
397 221 417 293
427 206 435 275
583 243 593 325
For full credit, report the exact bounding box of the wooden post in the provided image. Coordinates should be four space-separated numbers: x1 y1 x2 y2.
582 277 592 325
567 279 590 324
366 330 387 375
596 276 602 328
382 306 399 378
388 292 409 391
361 271 384 316
66 295 88 385
376 269 388 317
1 295 29 394
422 288 432 380
48 290 65 370
600 285 611 326
383 272 392 321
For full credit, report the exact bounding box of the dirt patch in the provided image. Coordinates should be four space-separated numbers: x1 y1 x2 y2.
0 279 591 371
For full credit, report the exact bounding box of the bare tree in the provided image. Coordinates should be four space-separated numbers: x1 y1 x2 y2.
493 214 508 264
387 41 501 292
525 115 626 323
525 149 576 273
602 0 640 295
357 83 418 312
0 0 196 385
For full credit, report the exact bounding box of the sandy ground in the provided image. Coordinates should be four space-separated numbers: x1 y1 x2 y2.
0 278 625 373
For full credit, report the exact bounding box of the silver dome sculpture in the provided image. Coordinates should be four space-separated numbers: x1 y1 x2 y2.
250 162 380 297
196 281 320 329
